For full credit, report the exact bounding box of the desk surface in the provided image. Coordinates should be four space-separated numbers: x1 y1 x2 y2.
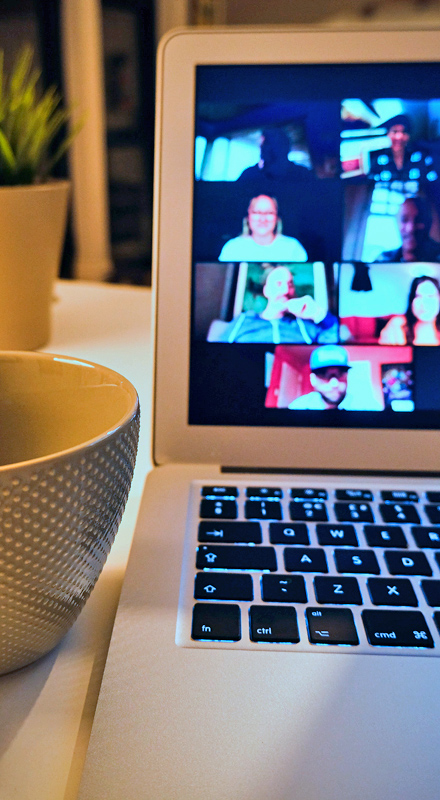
0 279 152 800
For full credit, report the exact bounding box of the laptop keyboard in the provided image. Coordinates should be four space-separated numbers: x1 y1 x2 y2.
176 477 440 655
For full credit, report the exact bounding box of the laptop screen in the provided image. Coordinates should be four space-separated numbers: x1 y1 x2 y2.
189 61 440 431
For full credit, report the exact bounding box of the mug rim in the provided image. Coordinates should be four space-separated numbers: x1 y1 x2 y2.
0 350 139 473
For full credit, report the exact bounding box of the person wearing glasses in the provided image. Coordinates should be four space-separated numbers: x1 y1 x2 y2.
218 194 308 262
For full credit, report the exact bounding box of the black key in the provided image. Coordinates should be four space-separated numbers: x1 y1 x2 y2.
290 487 327 500
245 499 282 520
200 498 237 519
411 526 440 549
306 607 359 645
314 576 362 605
367 578 418 607
196 545 277 572
284 547 328 573
289 500 328 521
421 580 440 607
425 505 440 524
316 523 358 547
381 490 419 503
434 611 440 634
436 553 440 571
334 502 374 523
379 503 420 524
426 491 440 503
201 486 238 497
385 550 432 576
192 603 241 641
362 610 434 648
334 549 380 575
194 572 253 601
335 489 373 501
364 525 407 548
249 605 299 643
261 574 307 603
198 521 262 544
269 522 309 545
246 486 282 498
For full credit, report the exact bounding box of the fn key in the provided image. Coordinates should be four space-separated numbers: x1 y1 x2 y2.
192 603 241 641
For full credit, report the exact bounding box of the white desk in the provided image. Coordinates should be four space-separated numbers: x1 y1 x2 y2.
0 280 152 800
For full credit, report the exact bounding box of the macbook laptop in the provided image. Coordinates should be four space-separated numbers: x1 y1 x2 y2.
79 27 440 800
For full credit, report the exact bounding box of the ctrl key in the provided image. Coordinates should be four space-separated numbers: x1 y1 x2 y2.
192 603 241 641
362 610 434 649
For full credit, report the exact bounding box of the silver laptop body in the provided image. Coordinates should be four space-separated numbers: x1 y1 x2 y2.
79 27 440 800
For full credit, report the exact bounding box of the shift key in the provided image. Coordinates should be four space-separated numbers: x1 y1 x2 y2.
196 545 277 571
362 610 434 648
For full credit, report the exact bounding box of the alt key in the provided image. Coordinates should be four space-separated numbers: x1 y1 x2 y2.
306 607 359 646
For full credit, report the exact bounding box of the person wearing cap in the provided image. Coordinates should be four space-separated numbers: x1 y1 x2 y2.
367 114 437 186
288 345 382 411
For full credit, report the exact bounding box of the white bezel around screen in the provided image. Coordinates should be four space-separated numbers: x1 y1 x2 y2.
153 26 440 472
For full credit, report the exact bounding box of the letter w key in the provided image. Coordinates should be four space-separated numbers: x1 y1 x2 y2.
316 524 359 546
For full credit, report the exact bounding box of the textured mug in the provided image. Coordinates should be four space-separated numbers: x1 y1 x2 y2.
0 351 140 674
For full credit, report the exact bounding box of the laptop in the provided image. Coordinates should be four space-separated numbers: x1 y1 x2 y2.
79 27 440 799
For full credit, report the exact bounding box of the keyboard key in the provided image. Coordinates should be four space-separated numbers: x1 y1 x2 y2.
289 501 328 521
269 522 309 545
334 502 374 522
316 523 358 546
421 580 440 607
261 574 307 603
192 603 241 641
411 526 440 548
434 612 440 634
334 549 380 574
385 550 432 576
314 576 362 605
194 572 253 601
284 547 328 573
335 489 373 501
425 505 440 524
200 499 237 519
245 499 282 520
362 610 434 648
201 486 238 497
249 605 300 643
246 486 282 498
436 553 440 571
306 607 359 645
379 503 420 524
426 491 440 503
364 525 407 548
198 521 262 544
290 488 327 500
381 490 419 503
196 545 277 572
367 578 418 607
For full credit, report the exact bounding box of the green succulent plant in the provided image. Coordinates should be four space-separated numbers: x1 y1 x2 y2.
0 45 81 185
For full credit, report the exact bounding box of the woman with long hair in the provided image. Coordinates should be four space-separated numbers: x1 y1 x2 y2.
379 275 440 345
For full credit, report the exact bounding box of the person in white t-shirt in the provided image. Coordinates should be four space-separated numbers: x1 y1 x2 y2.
219 194 308 262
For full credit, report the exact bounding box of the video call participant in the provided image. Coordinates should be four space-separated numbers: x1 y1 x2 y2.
288 345 353 409
379 275 440 345
368 114 437 184
374 197 440 263
215 266 337 344
236 128 312 184
219 195 308 262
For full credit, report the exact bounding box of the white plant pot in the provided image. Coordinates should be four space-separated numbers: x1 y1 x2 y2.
0 181 70 350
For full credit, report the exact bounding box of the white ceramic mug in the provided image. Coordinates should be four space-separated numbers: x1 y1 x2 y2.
0 351 140 674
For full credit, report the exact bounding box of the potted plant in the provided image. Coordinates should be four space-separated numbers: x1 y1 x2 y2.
0 45 81 350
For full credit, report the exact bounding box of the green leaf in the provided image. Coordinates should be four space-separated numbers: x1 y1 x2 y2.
0 128 17 170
